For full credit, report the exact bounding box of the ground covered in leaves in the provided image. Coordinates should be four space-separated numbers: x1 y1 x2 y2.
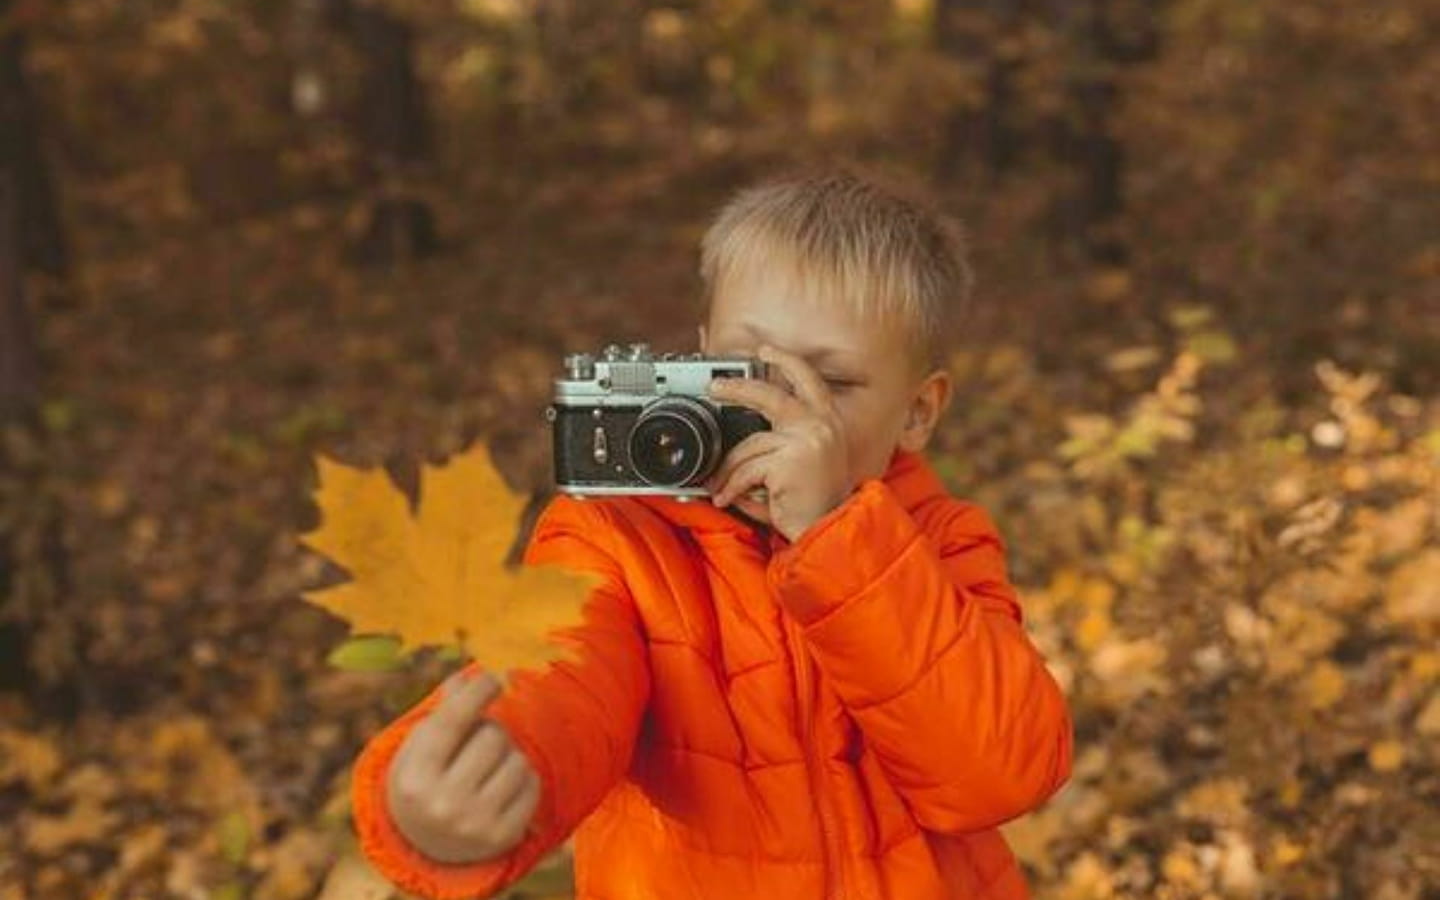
1 2 1437 899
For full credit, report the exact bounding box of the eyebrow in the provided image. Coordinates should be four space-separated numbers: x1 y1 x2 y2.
738 321 851 364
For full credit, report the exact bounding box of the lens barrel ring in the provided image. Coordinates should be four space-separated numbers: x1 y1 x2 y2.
629 396 723 487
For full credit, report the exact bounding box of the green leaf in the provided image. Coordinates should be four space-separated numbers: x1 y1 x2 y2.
40 399 76 433
327 634 408 672
273 402 350 446
1168 305 1214 331
216 811 250 866
1186 330 1238 364
1114 427 1156 459
434 642 467 662
1104 346 1162 372
501 856 575 898
212 881 247 900
1058 436 1098 460
218 431 268 470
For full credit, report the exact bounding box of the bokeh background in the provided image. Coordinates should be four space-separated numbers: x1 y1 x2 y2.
1 0 1436 897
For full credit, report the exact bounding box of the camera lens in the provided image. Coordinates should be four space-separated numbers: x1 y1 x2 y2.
629 398 721 487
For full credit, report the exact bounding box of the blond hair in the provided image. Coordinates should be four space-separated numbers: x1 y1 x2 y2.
698 163 974 376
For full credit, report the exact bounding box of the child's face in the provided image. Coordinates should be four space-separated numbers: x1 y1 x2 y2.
698 265 952 527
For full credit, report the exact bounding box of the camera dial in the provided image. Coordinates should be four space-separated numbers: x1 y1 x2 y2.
564 353 596 380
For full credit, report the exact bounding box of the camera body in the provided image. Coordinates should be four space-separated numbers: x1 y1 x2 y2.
546 342 772 499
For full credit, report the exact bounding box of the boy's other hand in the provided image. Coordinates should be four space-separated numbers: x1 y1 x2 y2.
386 668 541 864
704 344 855 542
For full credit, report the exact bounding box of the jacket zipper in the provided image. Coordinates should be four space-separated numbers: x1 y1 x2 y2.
785 612 847 900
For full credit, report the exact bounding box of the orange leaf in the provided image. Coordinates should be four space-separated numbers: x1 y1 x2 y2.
298 441 599 673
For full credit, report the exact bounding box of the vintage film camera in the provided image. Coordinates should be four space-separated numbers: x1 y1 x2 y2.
546 343 772 499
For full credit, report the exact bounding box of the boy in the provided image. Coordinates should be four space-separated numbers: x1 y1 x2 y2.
350 164 1073 899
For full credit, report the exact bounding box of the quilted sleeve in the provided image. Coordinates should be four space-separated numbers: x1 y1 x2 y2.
766 479 1072 833
350 496 651 899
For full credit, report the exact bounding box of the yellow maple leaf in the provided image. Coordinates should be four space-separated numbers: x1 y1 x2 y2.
1304 660 1347 710
298 441 600 673
1367 740 1406 773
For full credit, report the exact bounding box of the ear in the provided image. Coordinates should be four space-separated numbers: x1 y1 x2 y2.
897 369 952 453
697 323 708 353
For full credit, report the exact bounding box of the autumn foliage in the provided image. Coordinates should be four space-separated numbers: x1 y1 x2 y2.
944 344 1438 898
0 0 1434 899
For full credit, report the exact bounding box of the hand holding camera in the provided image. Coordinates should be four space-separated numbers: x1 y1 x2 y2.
547 342 854 540
701 343 855 541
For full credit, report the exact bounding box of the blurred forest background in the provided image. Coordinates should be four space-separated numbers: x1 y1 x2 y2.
0 0 1436 897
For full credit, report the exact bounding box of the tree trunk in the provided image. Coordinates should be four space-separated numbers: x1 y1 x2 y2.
1 8 43 681
0 176 38 421
304 0 439 266
935 0 1022 184
0 161 64 709
0 0 67 276
0 169 32 696
1043 0 1161 264
0 6 79 717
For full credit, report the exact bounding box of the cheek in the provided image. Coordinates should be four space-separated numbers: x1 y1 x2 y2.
837 396 907 469
833 404 872 452
833 394 889 438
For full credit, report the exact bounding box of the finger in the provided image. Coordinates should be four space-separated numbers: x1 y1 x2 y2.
475 748 534 813
756 344 833 412
411 667 502 773
711 450 775 508
437 719 509 794
707 376 805 427
705 431 784 495
706 434 780 498
710 447 777 508
498 771 543 841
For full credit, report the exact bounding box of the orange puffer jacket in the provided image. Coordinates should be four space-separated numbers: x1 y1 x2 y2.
351 448 1073 899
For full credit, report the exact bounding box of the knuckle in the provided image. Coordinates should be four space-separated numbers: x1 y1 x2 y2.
391 786 420 814
474 722 506 756
452 818 487 844
439 691 473 718
420 712 455 740
426 797 456 823
479 820 513 850
406 719 435 746
504 746 528 774
485 752 516 787
393 773 428 805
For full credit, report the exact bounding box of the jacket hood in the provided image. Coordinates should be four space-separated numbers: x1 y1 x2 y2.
628 446 950 545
